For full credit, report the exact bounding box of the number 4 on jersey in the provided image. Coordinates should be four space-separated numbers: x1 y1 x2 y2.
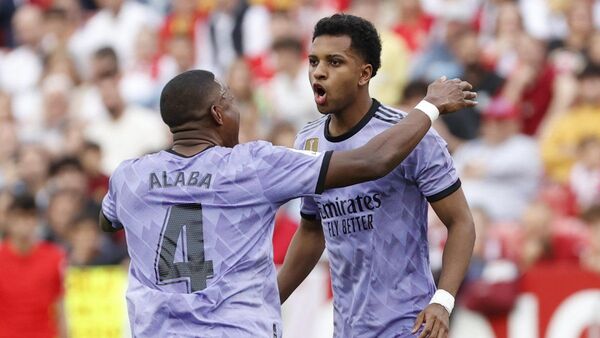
155 204 214 292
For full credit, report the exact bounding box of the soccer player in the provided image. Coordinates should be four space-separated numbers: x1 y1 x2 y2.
99 70 475 337
277 14 476 338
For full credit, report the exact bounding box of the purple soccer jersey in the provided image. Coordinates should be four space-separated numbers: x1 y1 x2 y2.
101 141 331 337
296 100 460 337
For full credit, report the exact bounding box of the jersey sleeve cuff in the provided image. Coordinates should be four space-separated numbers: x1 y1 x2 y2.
426 179 461 202
300 212 320 221
315 151 333 194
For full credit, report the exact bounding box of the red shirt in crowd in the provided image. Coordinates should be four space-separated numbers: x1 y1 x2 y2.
392 14 435 53
519 64 556 136
0 241 65 338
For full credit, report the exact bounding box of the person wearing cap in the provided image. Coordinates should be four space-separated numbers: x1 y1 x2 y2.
453 96 542 221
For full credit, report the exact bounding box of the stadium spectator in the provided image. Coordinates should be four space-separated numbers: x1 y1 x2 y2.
0 5 44 95
84 74 169 174
392 0 435 55
0 194 68 338
519 199 589 270
541 63 600 183
226 58 264 142
69 0 162 74
78 141 109 204
120 27 162 108
67 213 126 266
262 37 317 130
158 34 196 87
480 1 523 78
581 205 600 273
158 0 205 54
70 46 119 124
14 144 50 199
44 189 83 246
439 29 505 147
569 137 600 210
457 207 519 316
198 0 271 76
409 10 471 82
453 96 542 221
500 34 555 136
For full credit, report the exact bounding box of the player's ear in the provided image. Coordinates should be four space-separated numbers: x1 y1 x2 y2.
358 64 373 86
210 104 224 126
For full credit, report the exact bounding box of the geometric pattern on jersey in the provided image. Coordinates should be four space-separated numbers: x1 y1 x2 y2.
102 141 330 337
295 100 460 337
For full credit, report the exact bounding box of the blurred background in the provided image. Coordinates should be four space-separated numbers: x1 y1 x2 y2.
0 0 599 337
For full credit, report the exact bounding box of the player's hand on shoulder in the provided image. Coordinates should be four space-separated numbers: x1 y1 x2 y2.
424 76 477 115
412 303 449 338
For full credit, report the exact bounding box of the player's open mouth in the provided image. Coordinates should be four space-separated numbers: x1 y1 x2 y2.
313 83 327 105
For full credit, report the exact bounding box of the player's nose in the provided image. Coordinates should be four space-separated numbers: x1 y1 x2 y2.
312 62 327 80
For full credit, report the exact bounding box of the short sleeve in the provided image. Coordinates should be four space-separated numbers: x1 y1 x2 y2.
413 131 461 202
251 141 333 205
101 165 124 229
293 135 322 220
300 197 320 220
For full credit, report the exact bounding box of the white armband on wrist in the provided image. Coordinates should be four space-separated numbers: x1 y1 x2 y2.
415 100 440 123
429 289 455 315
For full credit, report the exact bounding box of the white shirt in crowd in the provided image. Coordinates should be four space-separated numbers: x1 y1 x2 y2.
453 134 542 221
85 106 170 174
69 0 162 78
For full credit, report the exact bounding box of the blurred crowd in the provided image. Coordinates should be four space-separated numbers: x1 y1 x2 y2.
1 0 600 323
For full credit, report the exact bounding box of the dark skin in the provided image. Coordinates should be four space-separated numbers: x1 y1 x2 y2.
278 35 476 338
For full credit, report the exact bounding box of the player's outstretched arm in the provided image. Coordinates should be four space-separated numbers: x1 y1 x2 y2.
277 217 325 304
323 77 476 191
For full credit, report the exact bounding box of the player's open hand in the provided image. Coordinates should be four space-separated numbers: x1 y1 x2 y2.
424 77 477 114
412 303 449 338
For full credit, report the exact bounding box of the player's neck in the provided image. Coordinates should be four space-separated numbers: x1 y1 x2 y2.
171 130 220 156
328 94 373 137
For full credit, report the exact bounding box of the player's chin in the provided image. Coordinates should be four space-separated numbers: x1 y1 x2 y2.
315 101 334 115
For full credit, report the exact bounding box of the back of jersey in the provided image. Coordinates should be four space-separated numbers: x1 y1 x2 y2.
101 141 330 338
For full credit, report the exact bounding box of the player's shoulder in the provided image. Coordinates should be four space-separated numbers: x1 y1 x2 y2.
229 140 280 160
372 103 408 125
109 151 163 180
297 115 328 138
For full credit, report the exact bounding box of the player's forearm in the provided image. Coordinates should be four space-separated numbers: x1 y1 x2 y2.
364 109 432 175
325 110 431 189
277 224 325 303
437 220 475 296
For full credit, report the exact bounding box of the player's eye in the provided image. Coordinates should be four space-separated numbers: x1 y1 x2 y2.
309 58 318 67
330 59 342 67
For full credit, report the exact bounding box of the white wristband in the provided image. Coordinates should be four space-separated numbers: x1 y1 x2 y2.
415 100 440 123
429 289 455 315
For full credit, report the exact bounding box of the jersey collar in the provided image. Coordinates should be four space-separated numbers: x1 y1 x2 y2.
324 99 381 143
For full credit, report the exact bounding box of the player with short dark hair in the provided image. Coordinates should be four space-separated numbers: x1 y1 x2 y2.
277 14 476 338
99 68 474 337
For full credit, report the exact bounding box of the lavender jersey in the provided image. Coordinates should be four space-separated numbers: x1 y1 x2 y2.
101 141 332 338
296 100 460 338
